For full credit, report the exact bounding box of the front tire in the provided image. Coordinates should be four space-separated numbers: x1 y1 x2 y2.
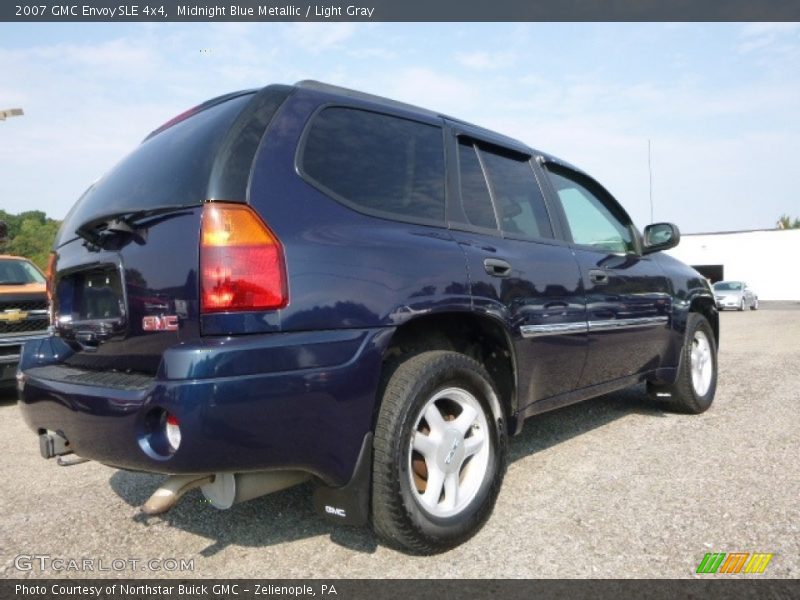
371 350 507 554
648 313 717 414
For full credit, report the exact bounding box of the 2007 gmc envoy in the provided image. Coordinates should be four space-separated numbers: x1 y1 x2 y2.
18 81 718 554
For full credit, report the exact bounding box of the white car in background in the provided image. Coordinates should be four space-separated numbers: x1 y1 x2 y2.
713 281 759 311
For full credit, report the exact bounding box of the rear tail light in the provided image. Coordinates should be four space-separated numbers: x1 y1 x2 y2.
200 203 288 313
165 413 181 451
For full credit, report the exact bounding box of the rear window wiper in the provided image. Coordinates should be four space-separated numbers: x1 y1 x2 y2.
75 206 195 251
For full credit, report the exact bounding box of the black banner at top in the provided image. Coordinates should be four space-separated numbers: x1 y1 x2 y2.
3 0 800 22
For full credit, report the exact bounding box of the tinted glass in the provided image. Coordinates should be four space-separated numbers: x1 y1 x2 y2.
479 147 553 239
302 108 445 222
0 259 45 284
457 139 497 229
714 282 742 291
547 169 634 253
58 93 255 246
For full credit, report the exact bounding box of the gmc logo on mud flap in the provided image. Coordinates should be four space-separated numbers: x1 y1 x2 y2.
142 315 179 332
325 505 346 518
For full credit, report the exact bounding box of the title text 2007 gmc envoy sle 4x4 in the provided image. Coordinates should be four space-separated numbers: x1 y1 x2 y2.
18 81 718 554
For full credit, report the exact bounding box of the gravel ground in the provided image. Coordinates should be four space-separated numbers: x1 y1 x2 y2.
1 308 798 579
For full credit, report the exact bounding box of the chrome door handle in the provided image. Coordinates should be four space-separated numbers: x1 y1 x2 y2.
484 258 512 278
588 269 609 285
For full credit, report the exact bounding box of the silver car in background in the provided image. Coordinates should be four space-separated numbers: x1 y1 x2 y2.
713 281 759 311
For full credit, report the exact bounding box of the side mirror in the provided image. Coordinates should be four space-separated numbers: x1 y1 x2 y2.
642 222 680 255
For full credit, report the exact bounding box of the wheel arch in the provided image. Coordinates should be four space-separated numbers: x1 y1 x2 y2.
376 312 518 435
689 294 719 346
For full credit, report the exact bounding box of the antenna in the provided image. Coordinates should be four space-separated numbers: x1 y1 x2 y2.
648 139 654 223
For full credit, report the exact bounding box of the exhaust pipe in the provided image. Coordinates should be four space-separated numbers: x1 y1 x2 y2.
142 474 214 515
201 471 310 509
141 471 309 515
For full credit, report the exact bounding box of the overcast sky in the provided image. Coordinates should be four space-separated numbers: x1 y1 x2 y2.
1 22 798 233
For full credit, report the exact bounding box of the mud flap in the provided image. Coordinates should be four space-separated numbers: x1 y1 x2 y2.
312 432 372 527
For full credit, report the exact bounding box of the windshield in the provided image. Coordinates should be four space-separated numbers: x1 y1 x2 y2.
714 282 743 291
0 258 46 285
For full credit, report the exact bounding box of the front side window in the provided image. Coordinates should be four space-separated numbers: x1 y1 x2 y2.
301 107 445 223
546 168 634 253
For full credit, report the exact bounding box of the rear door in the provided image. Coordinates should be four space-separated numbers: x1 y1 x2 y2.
540 161 672 387
445 123 588 405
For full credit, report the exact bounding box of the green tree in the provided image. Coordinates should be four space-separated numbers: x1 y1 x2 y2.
776 214 800 229
0 210 61 270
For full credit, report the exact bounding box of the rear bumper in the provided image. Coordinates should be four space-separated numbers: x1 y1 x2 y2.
18 328 392 486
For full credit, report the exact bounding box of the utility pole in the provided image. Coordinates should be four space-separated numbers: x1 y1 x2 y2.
648 138 654 223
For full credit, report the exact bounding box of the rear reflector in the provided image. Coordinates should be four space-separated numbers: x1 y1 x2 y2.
165 414 181 451
200 203 287 313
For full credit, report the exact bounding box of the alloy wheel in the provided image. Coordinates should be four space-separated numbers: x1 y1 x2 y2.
407 387 491 519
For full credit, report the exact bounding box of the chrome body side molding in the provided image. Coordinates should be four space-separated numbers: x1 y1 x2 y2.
521 316 669 339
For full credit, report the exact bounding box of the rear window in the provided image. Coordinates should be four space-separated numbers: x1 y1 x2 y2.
57 93 254 245
300 107 446 223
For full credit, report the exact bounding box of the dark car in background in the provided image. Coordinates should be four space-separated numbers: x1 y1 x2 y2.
0 255 49 384
17 81 719 554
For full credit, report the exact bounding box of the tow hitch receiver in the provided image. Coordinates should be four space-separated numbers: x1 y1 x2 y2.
39 432 70 459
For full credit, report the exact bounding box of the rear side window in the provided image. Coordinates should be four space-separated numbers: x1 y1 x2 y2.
301 107 445 223
457 139 497 229
479 146 553 239
455 138 553 239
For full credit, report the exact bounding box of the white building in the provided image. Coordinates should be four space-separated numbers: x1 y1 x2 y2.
666 228 800 301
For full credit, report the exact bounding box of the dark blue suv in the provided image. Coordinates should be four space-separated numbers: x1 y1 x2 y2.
18 81 719 554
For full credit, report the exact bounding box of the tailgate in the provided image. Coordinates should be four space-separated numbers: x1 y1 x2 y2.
53 207 202 375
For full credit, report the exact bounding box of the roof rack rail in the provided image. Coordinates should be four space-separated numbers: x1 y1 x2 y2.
294 79 441 119
293 79 533 156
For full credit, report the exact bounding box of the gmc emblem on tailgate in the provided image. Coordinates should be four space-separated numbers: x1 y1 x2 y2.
142 315 179 332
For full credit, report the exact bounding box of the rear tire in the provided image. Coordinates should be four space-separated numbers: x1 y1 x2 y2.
750 297 759 310
648 313 717 414
371 350 507 554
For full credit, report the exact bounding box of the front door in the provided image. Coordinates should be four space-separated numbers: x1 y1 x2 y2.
541 163 673 387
